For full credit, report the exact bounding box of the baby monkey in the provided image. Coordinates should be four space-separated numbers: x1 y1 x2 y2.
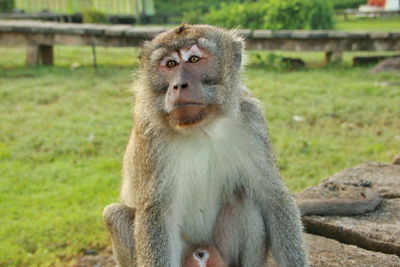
183 245 226 267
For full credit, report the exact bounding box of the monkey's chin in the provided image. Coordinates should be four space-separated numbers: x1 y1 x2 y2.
168 105 214 128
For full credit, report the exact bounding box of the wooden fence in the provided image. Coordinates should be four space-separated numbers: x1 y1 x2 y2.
0 20 399 66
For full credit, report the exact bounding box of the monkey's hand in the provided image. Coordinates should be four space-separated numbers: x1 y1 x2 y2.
103 203 136 267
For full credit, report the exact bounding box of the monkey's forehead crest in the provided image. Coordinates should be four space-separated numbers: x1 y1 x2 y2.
141 23 245 73
144 24 242 58
147 37 217 64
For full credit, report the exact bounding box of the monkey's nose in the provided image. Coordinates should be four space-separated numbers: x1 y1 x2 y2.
173 83 189 90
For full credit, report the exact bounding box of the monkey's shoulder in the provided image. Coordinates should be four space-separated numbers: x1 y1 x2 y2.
239 91 264 118
238 93 268 134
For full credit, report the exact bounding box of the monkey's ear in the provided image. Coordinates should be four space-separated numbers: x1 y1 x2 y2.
228 28 245 69
142 40 152 53
232 38 244 69
176 22 188 34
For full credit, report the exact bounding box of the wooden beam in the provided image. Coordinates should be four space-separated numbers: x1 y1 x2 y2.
26 44 54 67
325 51 343 64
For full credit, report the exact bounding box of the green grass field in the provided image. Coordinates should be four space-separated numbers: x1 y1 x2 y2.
336 15 400 31
1 44 400 266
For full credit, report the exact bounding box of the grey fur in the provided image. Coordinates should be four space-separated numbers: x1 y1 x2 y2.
103 24 309 267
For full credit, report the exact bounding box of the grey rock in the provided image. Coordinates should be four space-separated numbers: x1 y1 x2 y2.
325 162 400 199
394 154 400 165
370 57 400 74
305 234 400 266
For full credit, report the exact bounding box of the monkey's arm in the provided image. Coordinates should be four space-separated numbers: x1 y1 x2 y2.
134 203 171 267
256 179 309 267
118 129 173 267
240 98 308 267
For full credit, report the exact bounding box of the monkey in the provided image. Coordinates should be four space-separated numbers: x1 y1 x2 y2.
102 23 385 266
103 23 310 267
183 245 227 267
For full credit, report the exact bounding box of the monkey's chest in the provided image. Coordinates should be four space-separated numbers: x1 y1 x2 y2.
168 151 245 242
170 153 224 244
166 118 257 244
176 178 222 243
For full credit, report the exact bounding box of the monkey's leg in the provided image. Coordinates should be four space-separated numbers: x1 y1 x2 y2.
263 193 309 267
214 199 266 267
238 204 266 266
103 203 136 267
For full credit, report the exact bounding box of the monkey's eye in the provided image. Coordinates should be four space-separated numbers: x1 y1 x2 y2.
188 56 201 63
166 60 178 68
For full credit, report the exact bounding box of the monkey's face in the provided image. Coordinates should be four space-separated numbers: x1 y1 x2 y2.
140 24 244 131
155 44 219 128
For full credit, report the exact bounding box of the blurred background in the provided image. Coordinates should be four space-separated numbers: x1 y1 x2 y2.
0 0 399 27
0 0 399 266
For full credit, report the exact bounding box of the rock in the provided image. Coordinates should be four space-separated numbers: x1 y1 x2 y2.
74 248 116 267
393 154 400 165
303 199 400 256
83 249 97 255
267 234 400 266
281 57 306 70
305 234 400 266
324 162 400 199
70 62 81 70
353 55 395 66
370 57 400 73
298 161 400 257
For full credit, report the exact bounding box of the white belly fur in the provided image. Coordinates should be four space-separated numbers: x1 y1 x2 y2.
165 118 261 244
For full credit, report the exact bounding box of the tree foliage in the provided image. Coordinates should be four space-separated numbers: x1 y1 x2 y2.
203 0 335 30
0 0 14 12
328 0 365 10
202 2 268 29
82 9 109 24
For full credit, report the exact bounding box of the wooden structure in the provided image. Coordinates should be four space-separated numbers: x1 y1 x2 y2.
14 0 155 17
0 20 400 66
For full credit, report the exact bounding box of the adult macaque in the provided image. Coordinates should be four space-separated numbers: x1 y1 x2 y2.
104 23 309 267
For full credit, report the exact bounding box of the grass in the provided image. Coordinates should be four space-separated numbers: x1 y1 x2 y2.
0 66 133 266
1 46 400 266
335 15 400 31
0 45 141 68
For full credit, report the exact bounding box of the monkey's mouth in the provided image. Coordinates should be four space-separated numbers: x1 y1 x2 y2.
168 103 212 127
174 102 204 108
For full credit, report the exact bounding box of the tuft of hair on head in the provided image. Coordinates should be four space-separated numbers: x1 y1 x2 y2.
176 22 188 34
